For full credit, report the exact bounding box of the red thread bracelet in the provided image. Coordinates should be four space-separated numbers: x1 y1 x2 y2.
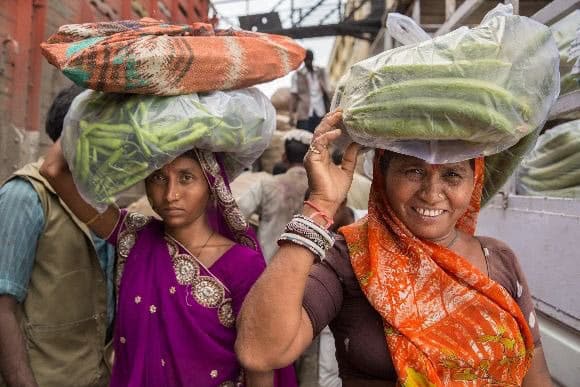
304 200 334 229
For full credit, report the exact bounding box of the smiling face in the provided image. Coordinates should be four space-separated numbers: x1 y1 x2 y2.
383 153 475 242
145 153 211 230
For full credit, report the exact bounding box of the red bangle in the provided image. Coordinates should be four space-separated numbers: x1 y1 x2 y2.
304 200 334 229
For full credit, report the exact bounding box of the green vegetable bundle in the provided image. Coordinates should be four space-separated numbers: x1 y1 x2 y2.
334 4 560 164
346 71 533 140
517 120 580 198
62 89 275 209
550 10 580 96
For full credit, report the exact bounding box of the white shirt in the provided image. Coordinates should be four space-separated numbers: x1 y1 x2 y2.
237 167 309 262
318 326 342 387
306 70 327 117
291 67 327 117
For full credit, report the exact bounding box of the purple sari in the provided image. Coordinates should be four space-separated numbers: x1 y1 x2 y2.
107 150 297 387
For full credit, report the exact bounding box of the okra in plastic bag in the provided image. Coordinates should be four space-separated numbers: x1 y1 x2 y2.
333 4 560 163
517 120 580 198
62 88 276 210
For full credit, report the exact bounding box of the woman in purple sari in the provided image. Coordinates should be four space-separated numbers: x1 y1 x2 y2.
41 146 297 387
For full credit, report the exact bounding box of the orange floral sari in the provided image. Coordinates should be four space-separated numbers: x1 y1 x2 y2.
340 151 534 386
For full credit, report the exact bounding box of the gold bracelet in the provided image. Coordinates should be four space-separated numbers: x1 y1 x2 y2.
84 213 101 226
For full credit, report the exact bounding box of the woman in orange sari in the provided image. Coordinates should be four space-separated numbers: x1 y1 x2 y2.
235 110 552 386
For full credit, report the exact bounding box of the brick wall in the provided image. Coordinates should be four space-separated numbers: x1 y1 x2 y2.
0 0 209 181
0 1 18 139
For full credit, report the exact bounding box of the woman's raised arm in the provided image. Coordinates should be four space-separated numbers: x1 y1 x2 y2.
235 110 360 371
40 140 119 240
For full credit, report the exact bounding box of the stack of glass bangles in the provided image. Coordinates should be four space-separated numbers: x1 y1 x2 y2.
278 214 335 260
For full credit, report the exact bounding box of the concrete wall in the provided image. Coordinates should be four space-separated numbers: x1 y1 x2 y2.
538 313 580 387
327 0 374 87
0 0 209 182
478 195 580 332
477 195 580 386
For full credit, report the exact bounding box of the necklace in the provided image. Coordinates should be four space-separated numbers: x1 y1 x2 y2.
193 230 214 259
446 229 460 248
167 232 230 293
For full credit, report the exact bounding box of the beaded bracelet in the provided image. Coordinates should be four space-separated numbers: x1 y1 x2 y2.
277 214 335 260
293 215 334 247
285 220 328 251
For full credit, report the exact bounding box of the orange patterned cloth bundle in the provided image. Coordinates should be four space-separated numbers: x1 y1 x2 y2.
41 18 305 95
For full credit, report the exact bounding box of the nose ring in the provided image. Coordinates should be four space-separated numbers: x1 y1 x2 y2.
438 193 444 199
174 193 180 200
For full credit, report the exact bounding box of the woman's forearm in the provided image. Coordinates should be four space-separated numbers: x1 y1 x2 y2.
245 369 274 387
235 241 316 371
236 111 357 371
39 142 119 239
40 157 95 221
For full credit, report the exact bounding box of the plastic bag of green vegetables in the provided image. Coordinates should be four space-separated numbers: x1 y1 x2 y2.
332 4 560 164
550 10 580 95
517 120 580 198
62 88 276 211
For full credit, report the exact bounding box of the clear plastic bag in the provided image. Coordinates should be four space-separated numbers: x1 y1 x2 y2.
385 13 431 45
62 88 276 210
550 10 580 94
517 120 580 198
332 3 560 163
551 11 579 74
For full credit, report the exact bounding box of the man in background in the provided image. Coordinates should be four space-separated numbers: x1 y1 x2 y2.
289 49 331 133
237 129 312 262
0 85 114 387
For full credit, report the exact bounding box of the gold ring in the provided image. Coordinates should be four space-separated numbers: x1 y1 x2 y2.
309 144 321 154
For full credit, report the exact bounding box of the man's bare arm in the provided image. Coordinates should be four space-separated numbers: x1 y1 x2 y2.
0 295 38 387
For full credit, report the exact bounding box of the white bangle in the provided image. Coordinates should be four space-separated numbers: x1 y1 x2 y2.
278 233 326 259
294 215 334 246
